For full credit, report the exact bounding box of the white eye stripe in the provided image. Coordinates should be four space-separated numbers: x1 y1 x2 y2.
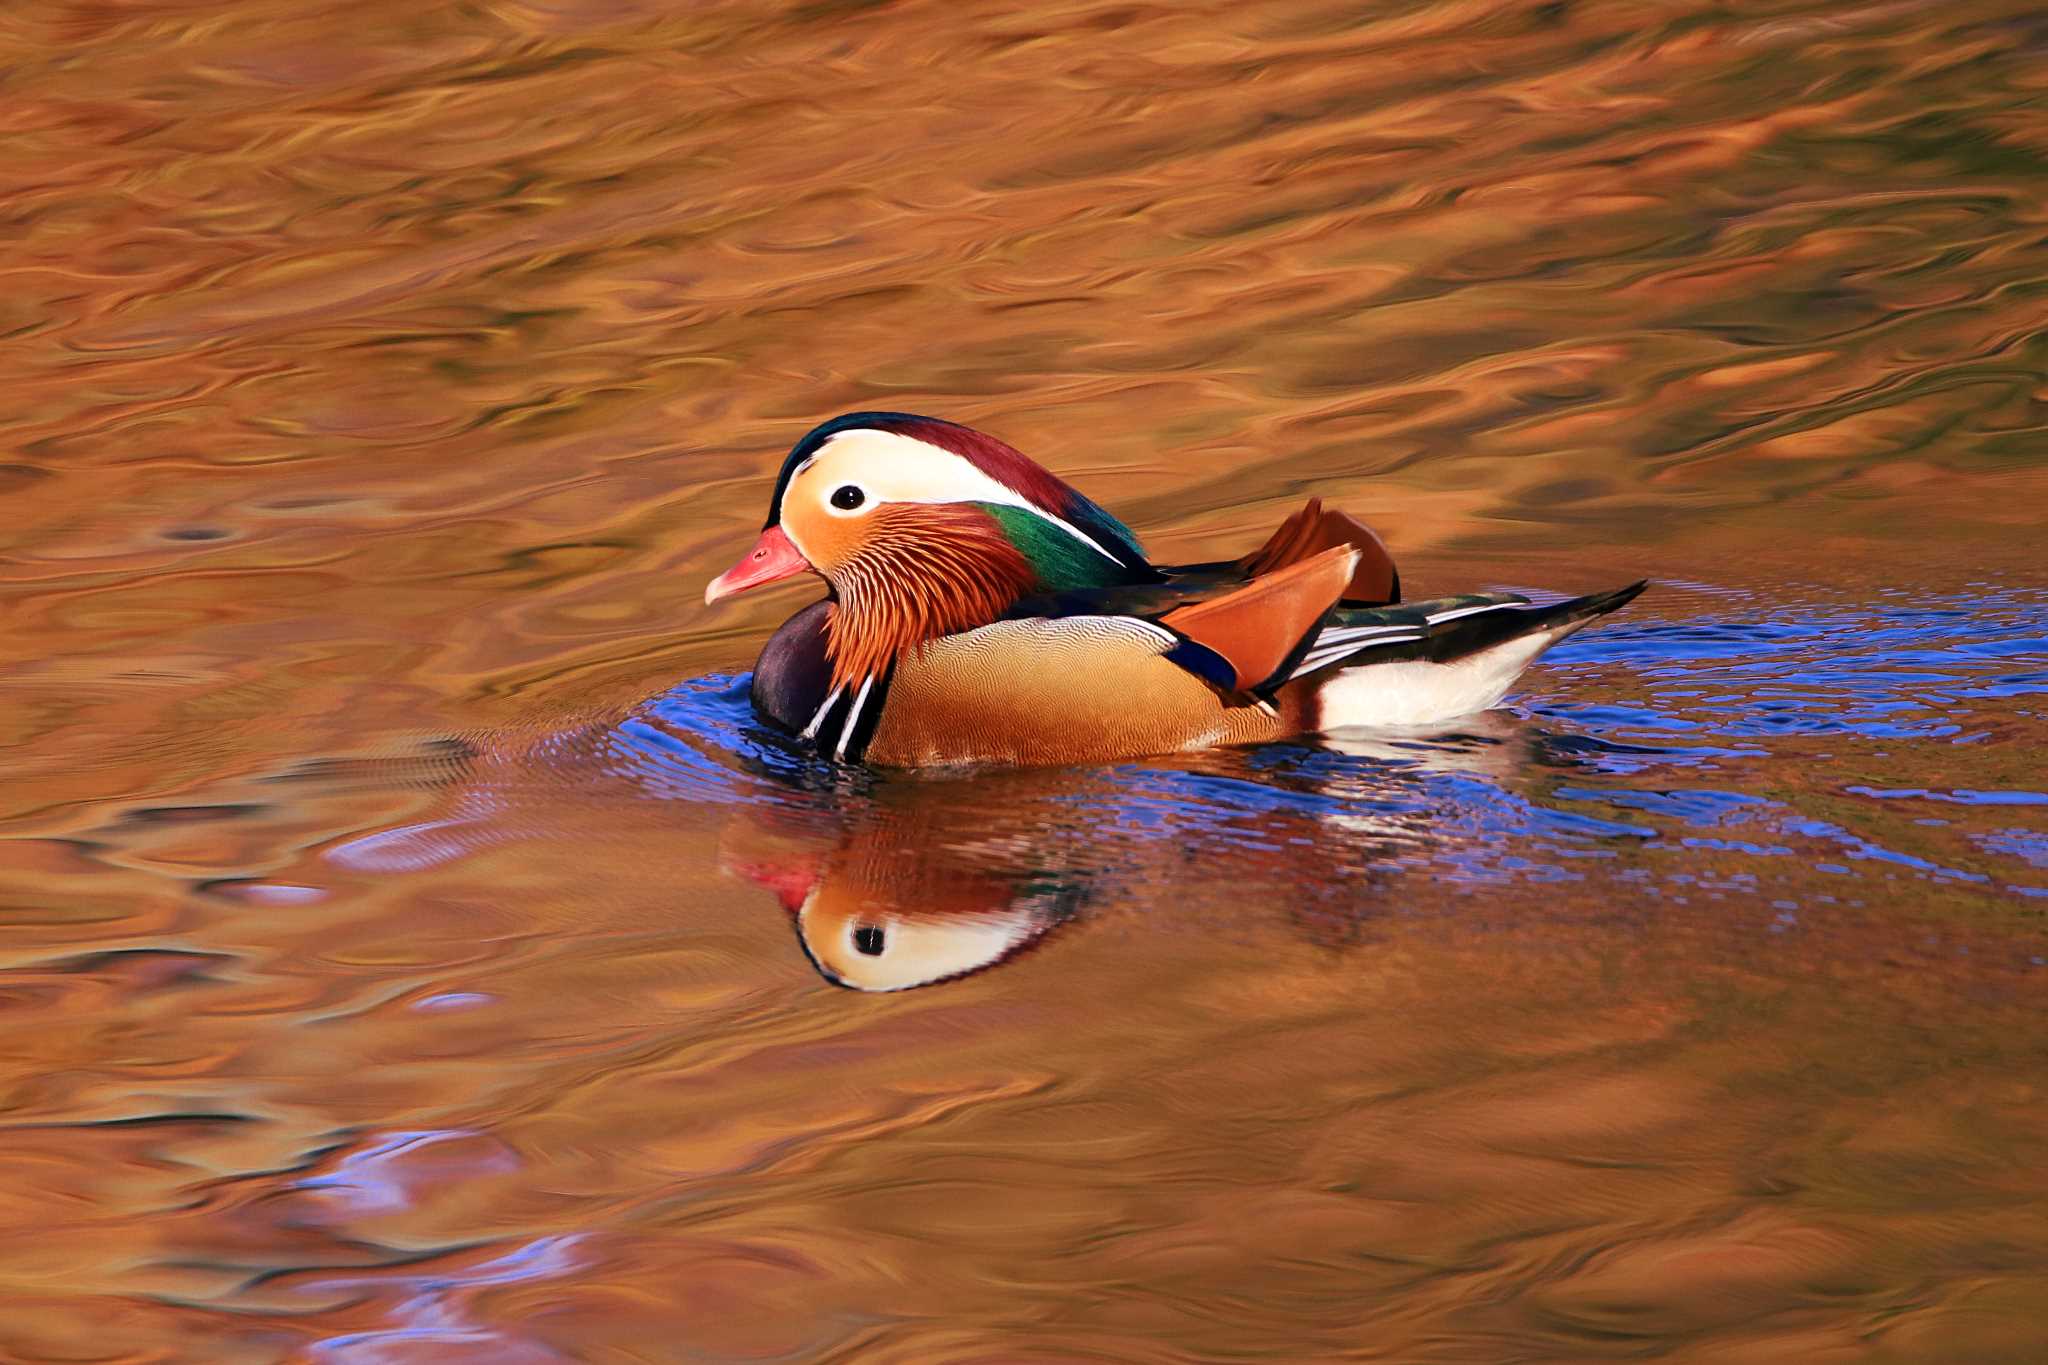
1010 505 1118 564
789 429 1128 567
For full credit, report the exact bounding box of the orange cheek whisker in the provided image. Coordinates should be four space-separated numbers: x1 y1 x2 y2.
822 507 1035 690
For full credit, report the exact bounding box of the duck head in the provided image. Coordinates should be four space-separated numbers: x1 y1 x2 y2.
705 413 1156 686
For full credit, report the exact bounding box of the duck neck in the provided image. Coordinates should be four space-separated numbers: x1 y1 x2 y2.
822 506 1038 690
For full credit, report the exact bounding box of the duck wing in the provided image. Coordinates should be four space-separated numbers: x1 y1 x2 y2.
1006 497 1399 616
1162 497 1400 606
1008 545 1370 698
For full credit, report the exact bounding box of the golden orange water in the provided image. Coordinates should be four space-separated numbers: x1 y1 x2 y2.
3 1 2047 1360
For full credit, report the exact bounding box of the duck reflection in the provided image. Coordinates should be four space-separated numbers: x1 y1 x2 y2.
718 715 1546 992
720 777 1090 992
304 676 1578 994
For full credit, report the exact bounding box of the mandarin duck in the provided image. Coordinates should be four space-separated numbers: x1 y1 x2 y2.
705 413 1644 767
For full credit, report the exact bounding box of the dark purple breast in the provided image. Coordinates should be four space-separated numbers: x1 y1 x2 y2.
749 599 834 735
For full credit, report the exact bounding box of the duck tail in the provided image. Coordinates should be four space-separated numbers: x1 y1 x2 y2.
1308 581 1648 730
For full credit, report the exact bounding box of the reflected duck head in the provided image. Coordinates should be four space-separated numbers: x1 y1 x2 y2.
718 792 1081 992
793 885 1073 993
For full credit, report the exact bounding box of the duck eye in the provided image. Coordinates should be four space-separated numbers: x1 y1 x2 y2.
830 485 865 511
852 924 885 956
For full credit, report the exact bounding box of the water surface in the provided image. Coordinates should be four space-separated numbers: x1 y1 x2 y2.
3 1 2047 1360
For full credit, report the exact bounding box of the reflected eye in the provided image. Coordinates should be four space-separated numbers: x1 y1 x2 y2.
830 485 866 511
852 924 885 956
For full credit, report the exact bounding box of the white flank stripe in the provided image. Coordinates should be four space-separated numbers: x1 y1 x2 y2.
1311 625 1423 647
1425 601 1519 625
1294 652 1369 679
1290 626 1427 679
1297 652 1367 677
800 686 844 741
835 675 876 760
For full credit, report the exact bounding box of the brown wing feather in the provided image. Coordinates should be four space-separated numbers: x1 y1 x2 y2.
1161 545 1359 692
1236 497 1400 605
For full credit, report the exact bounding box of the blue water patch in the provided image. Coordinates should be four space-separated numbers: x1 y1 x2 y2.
1847 786 2048 806
1978 828 2048 870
